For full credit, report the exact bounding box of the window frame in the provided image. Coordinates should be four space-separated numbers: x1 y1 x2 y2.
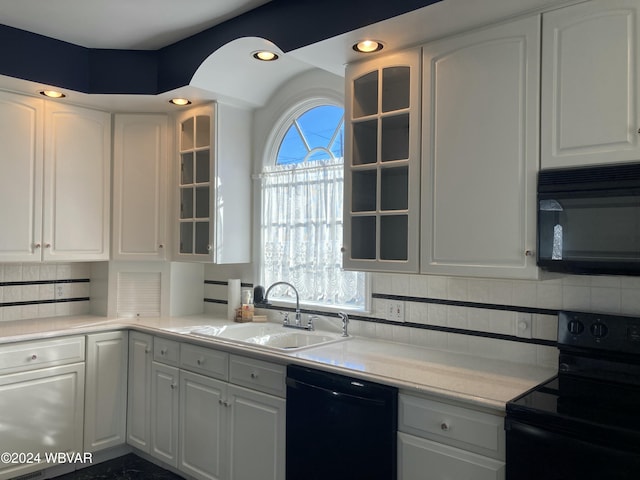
257 95 370 314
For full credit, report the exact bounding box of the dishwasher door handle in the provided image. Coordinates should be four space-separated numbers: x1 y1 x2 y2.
286 377 387 407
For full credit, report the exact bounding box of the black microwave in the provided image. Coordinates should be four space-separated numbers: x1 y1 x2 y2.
537 163 640 275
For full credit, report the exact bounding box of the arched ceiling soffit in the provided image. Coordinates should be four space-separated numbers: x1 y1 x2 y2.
0 0 441 95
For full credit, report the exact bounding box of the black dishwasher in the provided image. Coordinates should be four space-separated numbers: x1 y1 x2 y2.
286 364 398 480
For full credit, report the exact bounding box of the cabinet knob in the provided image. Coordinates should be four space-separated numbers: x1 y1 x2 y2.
33 243 41 249
44 243 51 249
170 383 177 390
637 127 640 134
30 354 38 361
440 422 450 432
159 244 164 249
160 348 167 355
524 250 533 257
206 244 212 252
197 358 205 366
250 372 258 379
144 348 150 354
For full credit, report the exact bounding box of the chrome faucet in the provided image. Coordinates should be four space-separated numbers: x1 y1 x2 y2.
338 311 349 337
264 281 314 331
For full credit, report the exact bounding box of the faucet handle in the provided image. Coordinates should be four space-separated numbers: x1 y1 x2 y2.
279 311 290 325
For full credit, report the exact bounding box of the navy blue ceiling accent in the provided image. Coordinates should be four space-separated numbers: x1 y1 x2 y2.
0 0 441 95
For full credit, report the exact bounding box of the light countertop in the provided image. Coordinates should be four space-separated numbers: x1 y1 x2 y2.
0 313 556 413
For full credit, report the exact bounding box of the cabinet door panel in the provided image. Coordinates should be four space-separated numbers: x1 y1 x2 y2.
0 92 43 262
0 364 85 480
127 332 152 452
227 385 285 480
179 371 227 480
43 103 110 261
113 115 167 260
398 432 504 480
421 16 539 279
85 332 128 452
151 362 179 467
542 0 640 168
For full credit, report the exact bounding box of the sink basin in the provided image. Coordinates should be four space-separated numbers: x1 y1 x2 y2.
190 322 349 351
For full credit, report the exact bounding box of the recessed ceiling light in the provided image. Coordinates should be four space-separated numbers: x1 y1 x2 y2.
353 40 384 53
252 51 279 61
40 90 66 98
169 98 192 106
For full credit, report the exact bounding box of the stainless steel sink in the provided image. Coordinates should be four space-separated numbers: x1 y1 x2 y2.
190 322 349 351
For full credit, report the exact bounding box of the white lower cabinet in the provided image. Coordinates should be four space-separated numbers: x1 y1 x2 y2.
84 331 128 452
179 370 227 480
398 393 505 480
0 337 85 480
127 331 153 452
138 337 285 480
227 384 286 480
398 433 504 480
151 361 180 466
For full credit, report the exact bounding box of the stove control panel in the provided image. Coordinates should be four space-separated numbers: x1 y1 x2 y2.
559 311 640 353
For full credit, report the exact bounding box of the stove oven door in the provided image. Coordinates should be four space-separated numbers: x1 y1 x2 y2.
506 418 640 480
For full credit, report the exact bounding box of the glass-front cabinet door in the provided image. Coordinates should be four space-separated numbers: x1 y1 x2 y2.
177 108 213 258
173 102 252 264
343 49 421 272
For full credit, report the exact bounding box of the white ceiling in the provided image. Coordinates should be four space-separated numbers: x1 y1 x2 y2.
0 0 574 111
0 0 273 49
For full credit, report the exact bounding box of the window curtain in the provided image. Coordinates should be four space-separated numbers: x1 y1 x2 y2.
261 158 364 307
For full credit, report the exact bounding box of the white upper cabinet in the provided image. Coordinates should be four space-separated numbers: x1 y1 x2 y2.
343 49 422 273
421 15 540 279
541 0 640 169
0 92 43 262
43 102 111 261
113 114 168 260
0 94 110 262
173 102 251 263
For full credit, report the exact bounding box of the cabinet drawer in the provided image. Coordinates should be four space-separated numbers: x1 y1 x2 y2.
229 355 286 397
153 337 179 366
0 336 85 375
179 343 228 381
398 394 505 459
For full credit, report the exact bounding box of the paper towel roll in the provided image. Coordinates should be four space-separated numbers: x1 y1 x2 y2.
227 279 241 321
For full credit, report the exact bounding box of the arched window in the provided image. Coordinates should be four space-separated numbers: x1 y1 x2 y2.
260 103 366 310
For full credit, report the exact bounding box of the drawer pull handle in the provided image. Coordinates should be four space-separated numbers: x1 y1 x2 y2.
250 372 258 379
30 354 38 360
440 422 450 432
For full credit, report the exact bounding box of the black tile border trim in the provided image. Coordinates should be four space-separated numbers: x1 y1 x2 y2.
204 280 254 288
0 297 90 308
0 278 90 287
373 293 560 317
202 296 556 347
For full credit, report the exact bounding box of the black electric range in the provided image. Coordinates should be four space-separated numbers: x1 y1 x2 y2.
505 311 640 479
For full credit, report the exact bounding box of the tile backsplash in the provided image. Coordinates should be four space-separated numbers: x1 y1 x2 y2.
0 263 92 321
204 267 640 369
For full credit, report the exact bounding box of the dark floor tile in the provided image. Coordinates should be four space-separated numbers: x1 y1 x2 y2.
52 454 184 480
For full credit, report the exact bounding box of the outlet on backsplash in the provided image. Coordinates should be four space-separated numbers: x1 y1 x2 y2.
55 283 70 299
386 300 405 322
